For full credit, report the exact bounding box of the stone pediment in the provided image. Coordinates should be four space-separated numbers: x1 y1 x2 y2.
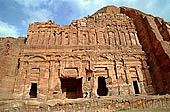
28 56 46 61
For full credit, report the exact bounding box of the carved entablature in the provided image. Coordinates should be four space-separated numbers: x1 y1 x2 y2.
59 56 82 78
25 8 141 51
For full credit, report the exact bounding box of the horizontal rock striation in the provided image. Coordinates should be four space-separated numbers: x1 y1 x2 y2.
0 95 170 111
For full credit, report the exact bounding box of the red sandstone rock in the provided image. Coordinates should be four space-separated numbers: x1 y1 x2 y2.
0 6 170 102
120 7 170 94
0 37 26 99
12 6 155 99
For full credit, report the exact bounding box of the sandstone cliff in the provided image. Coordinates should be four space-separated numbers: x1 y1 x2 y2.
87 5 170 94
0 37 26 99
0 5 170 111
120 7 170 94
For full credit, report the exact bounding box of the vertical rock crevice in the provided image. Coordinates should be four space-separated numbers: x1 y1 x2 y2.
120 7 170 94
0 37 26 99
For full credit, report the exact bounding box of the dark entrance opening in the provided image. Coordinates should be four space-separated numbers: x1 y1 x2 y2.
29 83 37 98
60 78 83 99
133 81 140 94
97 77 108 96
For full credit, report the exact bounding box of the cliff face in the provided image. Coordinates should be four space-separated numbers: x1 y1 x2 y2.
0 5 170 112
0 37 26 99
0 5 170 101
120 7 170 94
88 6 170 94
13 5 155 100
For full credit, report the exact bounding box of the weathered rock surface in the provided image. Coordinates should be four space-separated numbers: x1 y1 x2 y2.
13 5 155 100
120 7 170 94
0 5 170 111
0 37 26 99
0 95 170 112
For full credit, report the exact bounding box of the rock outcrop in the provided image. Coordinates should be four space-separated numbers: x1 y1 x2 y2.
0 5 170 111
0 37 26 99
1 95 170 112
120 7 170 94
13 5 154 100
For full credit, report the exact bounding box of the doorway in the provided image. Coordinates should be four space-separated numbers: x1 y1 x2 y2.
60 78 83 99
97 77 108 96
29 83 37 98
133 81 140 94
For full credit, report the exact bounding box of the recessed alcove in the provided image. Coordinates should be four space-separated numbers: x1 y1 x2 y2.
60 78 83 99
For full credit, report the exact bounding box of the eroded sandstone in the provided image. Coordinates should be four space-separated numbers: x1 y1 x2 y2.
120 7 170 94
12 6 155 100
0 5 170 111
0 37 26 99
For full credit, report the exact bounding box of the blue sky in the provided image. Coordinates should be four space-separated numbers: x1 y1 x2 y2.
0 0 170 37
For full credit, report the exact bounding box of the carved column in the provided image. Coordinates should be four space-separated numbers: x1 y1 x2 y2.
62 32 69 45
119 31 126 46
136 66 144 82
134 33 140 45
83 31 89 45
92 76 98 97
136 66 146 94
90 29 96 45
61 31 65 45
38 61 49 98
38 31 44 45
115 30 120 45
104 31 109 45
49 30 55 46
57 31 62 46
54 32 58 45
125 31 131 46
108 66 115 82
48 61 55 96
109 32 115 46
43 30 50 45
125 66 131 84
70 29 78 45
78 30 83 45
116 60 125 81
129 32 137 45
53 60 62 98
32 31 38 45
96 28 105 45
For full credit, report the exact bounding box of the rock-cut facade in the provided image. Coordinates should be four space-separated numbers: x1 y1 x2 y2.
13 6 155 99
